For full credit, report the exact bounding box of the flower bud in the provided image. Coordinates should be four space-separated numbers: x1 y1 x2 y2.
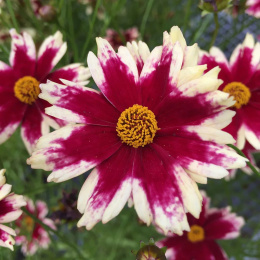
132 238 167 260
39 5 56 22
199 0 232 13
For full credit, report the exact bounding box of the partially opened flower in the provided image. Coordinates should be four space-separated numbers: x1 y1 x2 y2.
28 26 247 234
0 169 26 250
0 29 90 153
199 34 260 169
15 199 56 256
246 0 260 18
105 27 139 50
156 192 244 260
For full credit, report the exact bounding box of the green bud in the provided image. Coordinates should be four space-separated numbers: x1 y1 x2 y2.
199 0 232 13
132 239 167 260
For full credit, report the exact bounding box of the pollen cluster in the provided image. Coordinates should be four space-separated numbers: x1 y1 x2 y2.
187 225 205 243
14 76 40 105
116 104 159 148
223 81 251 109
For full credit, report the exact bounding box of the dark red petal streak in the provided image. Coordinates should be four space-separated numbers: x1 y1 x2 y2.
46 125 121 172
97 45 140 111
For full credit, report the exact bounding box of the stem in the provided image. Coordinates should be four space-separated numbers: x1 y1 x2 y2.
67 0 79 61
140 0 155 39
209 12 219 50
183 0 192 33
228 144 260 177
22 208 86 259
82 0 102 58
6 0 19 32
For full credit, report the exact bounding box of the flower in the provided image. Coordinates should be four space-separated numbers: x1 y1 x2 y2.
105 27 139 50
27 26 247 234
0 29 90 153
0 169 26 250
199 0 232 13
246 0 260 18
156 192 244 260
15 199 56 256
199 34 260 169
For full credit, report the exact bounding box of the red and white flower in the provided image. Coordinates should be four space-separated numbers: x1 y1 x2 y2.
0 169 26 250
156 192 244 260
246 0 260 18
15 199 56 256
199 34 260 169
105 27 139 50
28 26 247 234
0 29 90 153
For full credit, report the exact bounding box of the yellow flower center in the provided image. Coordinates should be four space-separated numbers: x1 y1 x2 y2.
14 76 40 105
187 225 205 243
24 216 34 233
116 104 159 148
222 82 251 109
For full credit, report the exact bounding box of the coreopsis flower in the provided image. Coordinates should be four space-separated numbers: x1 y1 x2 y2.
199 34 260 168
105 27 139 50
30 0 56 21
28 26 247 234
0 29 90 153
246 0 260 18
15 199 56 256
156 192 244 260
199 0 232 13
0 169 26 250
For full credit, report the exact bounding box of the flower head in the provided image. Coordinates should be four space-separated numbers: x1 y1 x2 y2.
0 29 90 153
15 199 56 256
0 169 26 250
156 192 244 260
28 26 247 234
105 27 139 50
199 33 260 171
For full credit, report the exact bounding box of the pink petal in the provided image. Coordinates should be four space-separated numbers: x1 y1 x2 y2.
40 81 120 126
35 31 67 81
36 201 48 220
140 40 183 109
199 48 231 89
0 61 18 89
155 135 246 172
230 44 256 84
9 29 36 77
43 63 91 85
0 224 15 250
155 91 232 129
77 145 134 229
246 0 260 18
87 38 140 112
28 124 121 182
204 207 244 240
248 68 260 91
21 103 49 154
133 146 199 235
0 90 26 145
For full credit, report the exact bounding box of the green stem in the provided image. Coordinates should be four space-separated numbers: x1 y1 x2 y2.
183 0 192 33
67 0 79 61
228 144 260 177
6 0 19 32
22 208 86 259
209 12 219 50
140 0 155 39
82 0 102 58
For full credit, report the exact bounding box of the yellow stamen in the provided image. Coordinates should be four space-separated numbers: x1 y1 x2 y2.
223 82 251 109
187 225 205 243
24 216 34 232
116 104 159 148
14 76 40 105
